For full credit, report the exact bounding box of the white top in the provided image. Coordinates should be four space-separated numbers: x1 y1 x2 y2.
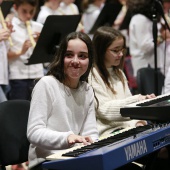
82 3 104 34
88 67 141 137
162 41 170 94
0 24 9 85
59 2 79 15
161 15 170 76
129 14 164 77
36 5 62 24
27 76 99 168
58 2 82 32
9 17 44 80
161 41 170 76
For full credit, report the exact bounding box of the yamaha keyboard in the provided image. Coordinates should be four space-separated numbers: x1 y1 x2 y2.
42 123 170 170
120 93 170 121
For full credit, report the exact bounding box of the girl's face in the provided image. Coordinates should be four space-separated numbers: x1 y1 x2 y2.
14 3 36 22
64 38 89 88
104 38 124 68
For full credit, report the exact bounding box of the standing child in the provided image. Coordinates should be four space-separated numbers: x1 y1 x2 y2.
82 0 105 34
27 31 99 170
0 0 13 102
36 0 62 24
8 0 44 101
59 0 83 31
0 18 10 103
127 0 165 77
59 0 79 15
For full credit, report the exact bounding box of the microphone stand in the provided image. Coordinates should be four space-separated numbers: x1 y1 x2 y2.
152 0 170 95
152 4 158 95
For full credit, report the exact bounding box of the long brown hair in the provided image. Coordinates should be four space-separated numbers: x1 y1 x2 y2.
92 26 126 94
47 32 93 83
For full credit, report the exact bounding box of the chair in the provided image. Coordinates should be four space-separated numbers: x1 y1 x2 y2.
136 66 165 95
0 100 30 170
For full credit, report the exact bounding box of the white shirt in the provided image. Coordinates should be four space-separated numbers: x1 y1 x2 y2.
129 14 164 77
82 3 104 34
9 17 44 80
59 2 83 31
27 76 99 168
0 24 9 85
59 2 79 15
36 6 62 24
161 41 170 76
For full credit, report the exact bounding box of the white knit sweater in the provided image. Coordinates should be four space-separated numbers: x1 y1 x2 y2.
88 67 141 137
27 75 99 168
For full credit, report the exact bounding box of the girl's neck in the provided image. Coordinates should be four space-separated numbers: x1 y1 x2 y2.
64 79 79 89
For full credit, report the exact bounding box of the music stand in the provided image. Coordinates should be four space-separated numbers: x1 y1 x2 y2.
27 15 81 65
1 0 14 18
89 2 122 34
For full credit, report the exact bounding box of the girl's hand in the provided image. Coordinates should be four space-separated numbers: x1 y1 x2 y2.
20 40 32 55
6 20 14 34
33 32 40 42
68 134 93 146
0 28 10 41
138 93 156 101
136 120 147 127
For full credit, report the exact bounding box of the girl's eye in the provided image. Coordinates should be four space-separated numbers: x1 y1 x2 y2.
65 53 73 58
79 54 88 59
112 49 119 53
110 48 125 54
